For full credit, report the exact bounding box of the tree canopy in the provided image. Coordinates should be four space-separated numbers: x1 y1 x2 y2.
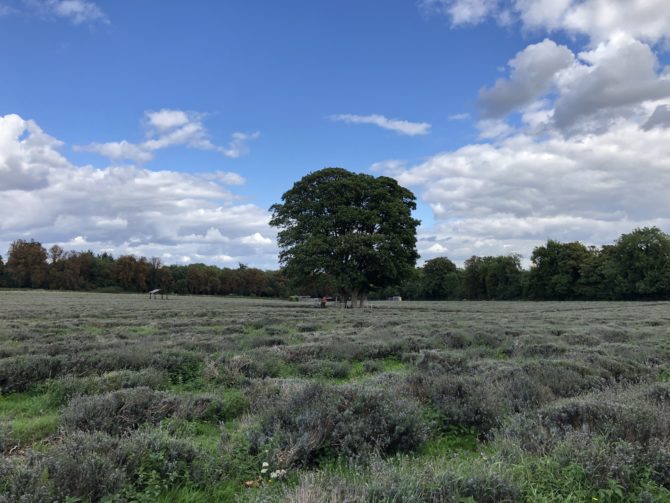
269 167 420 306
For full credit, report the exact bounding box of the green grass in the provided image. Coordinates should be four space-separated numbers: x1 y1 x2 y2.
0 391 60 446
10 413 60 444
420 425 480 456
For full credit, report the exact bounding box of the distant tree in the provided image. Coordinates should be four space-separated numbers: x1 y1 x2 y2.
186 264 208 294
529 240 593 300
157 267 174 293
422 257 461 299
219 267 241 295
462 256 487 300
134 257 151 292
270 168 420 307
114 255 137 291
239 266 267 296
149 257 162 289
576 246 620 300
483 255 524 300
6 239 48 288
399 267 426 300
264 270 289 297
0 254 5 287
609 227 670 299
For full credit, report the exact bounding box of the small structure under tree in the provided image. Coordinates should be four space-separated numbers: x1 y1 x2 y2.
148 288 168 299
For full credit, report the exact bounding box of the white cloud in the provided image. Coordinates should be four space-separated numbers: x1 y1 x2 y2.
240 233 273 246
76 109 259 163
476 34 670 134
145 109 190 132
449 113 471 120
77 140 153 164
552 34 670 132
219 131 261 158
330 113 431 136
0 113 277 268
0 114 69 191
476 119 514 139
24 0 108 25
369 159 407 176
479 39 575 118
420 0 500 25
421 0 670 44
379 119 670 264
209 171 246 186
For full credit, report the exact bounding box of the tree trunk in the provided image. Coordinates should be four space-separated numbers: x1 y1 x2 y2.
358 293 367 308
339 290 347 309
350 289 358 309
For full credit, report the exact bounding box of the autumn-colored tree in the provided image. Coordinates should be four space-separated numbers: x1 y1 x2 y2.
114 255 137 291
6 239 48 288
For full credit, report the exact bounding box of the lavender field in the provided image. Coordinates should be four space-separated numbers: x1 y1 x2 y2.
1 291 670 502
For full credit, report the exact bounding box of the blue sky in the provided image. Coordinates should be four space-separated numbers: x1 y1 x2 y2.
2 0 670 268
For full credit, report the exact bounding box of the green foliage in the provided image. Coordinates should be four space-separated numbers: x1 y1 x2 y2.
3 225 670 301
463 254 525 300
610 227 670 299
270 167 420 304
529 240 593 300
422 257 462 300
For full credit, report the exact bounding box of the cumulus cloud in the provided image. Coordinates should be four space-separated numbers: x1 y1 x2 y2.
76 109 260 163
369 159 407 176
476 34 670 134
479 39 574 118
378 120 670 264
23 0 108 25
552 35 670 132
330 114 431 136
421 0 670 44
0 113 277 268
0 114 69 191
145 109 190 132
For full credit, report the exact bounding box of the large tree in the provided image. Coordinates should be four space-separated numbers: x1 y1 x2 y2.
270 167 420 307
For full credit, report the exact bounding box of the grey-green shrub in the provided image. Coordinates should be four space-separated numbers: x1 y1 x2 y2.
253 383 429 466
61 387 233 434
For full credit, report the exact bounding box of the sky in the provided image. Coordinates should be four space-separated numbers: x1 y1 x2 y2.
1 0 670 269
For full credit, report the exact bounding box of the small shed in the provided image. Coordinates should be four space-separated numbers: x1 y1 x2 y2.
148 289 167 299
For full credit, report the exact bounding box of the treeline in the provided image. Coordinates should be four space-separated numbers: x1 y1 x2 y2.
379 227 670 301
0 240 289 297
2 226 670 301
